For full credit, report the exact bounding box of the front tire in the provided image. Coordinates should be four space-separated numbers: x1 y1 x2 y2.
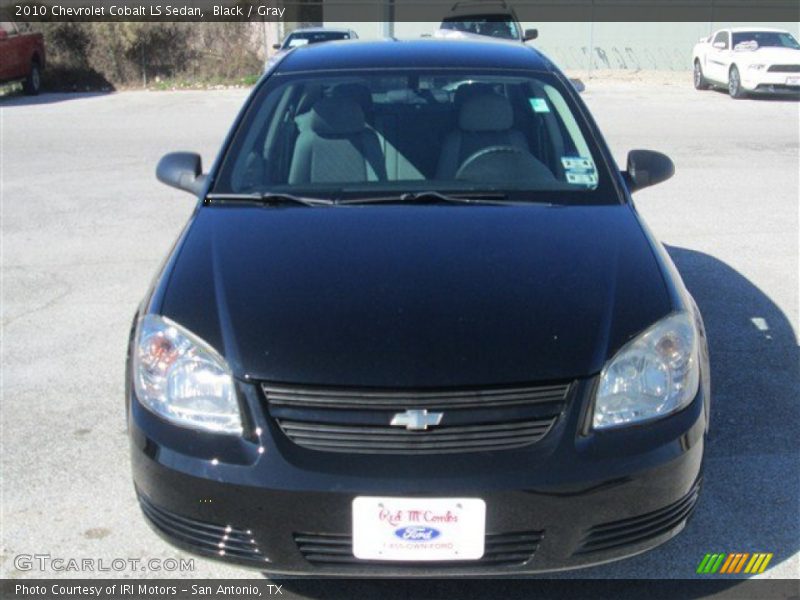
693 60 709 90
22 61 41 96
728 65 746 99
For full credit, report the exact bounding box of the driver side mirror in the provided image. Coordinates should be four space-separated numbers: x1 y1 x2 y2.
0 30 8 41
272 43 281 50
156 152 206 196
712 41 727 50
623 150 674 193
524 28 538 41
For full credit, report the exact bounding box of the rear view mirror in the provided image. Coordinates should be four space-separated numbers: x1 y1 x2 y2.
524 28 538 41
156 152 205 196
624 150 674 193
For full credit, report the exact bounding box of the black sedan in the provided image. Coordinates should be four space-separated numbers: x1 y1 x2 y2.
127 38 711 576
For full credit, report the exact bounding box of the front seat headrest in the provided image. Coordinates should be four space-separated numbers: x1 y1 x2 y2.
331 83 373 116
310 97 366 136
459 93 514 132
454 82 494 109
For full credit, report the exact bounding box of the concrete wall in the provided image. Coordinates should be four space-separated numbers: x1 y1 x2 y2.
324 21 800 72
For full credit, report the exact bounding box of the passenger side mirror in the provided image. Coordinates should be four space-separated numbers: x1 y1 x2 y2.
156 152 206 196
524 28 538 41
623 150 674 193
272 43 281 50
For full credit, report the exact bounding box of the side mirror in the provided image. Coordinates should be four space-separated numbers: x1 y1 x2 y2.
623 149 674 193
570 77 586 93
524 28 538 41
156 152 205 195
0 30 8 41
699 35 709 43
712 41 727 50
272 43 281 50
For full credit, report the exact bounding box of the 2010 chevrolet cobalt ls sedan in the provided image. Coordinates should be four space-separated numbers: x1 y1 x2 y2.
127 38 710 575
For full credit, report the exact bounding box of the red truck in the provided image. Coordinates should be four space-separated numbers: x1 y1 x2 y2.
0 22 45 95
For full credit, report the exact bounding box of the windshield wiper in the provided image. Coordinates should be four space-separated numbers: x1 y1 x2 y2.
337 191 512 206
206 192 334 207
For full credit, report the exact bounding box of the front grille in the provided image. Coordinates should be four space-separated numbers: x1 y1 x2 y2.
137 492 266 563
767 64 800 73
264 382 570 409
573 480 701 555
264 382 569 454
295 530 543 567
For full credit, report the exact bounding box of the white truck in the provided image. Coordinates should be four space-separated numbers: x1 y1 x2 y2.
692 27 800 98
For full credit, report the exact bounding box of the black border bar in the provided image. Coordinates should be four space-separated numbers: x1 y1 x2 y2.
1 0 799 22
3 579 800 600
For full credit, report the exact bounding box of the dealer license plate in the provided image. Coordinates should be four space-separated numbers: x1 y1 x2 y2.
352 497 486 561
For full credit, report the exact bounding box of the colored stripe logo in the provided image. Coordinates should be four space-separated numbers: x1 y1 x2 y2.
697 553 773 574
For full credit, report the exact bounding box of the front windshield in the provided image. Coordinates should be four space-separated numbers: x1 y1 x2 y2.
214 70 618 204
284 31 350 49
732 31 800 50
441 17 519 40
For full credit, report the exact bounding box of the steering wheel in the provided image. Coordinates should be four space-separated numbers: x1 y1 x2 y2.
455 146 555 183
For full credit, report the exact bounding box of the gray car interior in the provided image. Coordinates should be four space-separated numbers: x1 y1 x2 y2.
238 78 576 190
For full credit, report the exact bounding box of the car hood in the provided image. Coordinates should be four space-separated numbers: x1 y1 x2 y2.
159 204 672 387
736 46 800 63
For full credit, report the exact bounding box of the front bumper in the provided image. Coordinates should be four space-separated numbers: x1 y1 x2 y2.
129 378 707 576
742 70 800 93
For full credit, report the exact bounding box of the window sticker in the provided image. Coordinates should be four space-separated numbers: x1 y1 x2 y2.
529 97 550 113
562 156 599 187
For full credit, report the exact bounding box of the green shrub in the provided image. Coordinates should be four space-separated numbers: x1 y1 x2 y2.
32 22 263 90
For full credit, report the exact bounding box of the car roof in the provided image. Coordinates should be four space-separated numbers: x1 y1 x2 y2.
724 27 790 33
445 7 516 19
275 39 551 73
288 27 352 34
446 0 514 16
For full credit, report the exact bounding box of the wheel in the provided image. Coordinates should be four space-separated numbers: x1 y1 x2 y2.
22 61 41 96
693 60 709 90
728 65 746 99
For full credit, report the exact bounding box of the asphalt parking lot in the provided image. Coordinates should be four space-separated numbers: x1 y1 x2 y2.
1 80 798 588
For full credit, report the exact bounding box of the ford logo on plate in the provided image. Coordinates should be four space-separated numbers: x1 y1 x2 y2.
394 526 441 541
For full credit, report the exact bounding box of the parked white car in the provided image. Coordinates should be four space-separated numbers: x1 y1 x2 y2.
692 27 800 98
266 28 358 71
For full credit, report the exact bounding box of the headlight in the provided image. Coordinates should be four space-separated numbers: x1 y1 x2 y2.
133 314 242 435
748 64 767 70
593 312 700 430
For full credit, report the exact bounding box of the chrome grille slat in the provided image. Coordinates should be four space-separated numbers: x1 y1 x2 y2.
280 419 552 436
294 438 552 453
264 381 569 455
285 427 550 443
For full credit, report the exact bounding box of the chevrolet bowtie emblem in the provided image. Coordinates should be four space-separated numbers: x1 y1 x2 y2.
390 409 444 431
